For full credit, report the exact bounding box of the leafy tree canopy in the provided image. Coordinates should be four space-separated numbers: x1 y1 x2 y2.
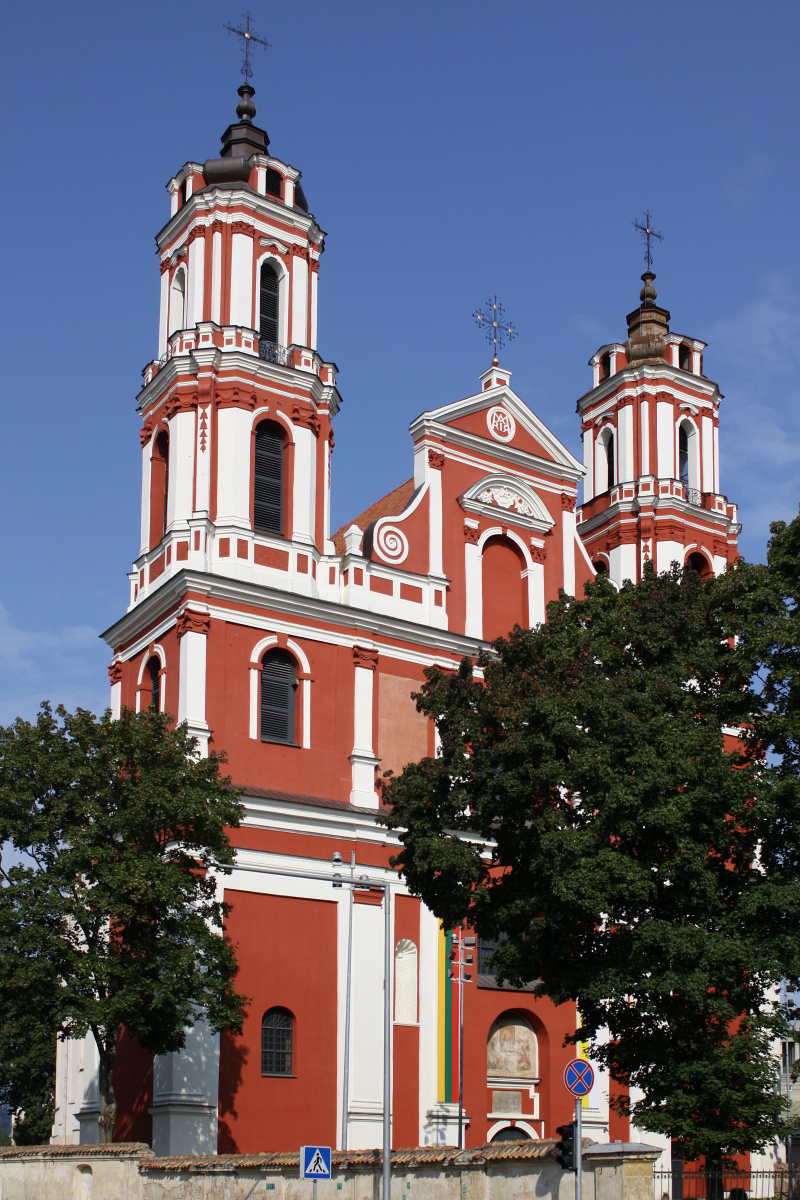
0 704 246 1142
380 523 800 1163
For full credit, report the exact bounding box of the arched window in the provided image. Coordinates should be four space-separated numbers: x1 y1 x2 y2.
600 351 611 380
148 657 161 712
149 430 169 547
679 343 693 372
595 427 615 493
678 419 699 494
487 1012 538 1080
260 650 298 744
262 1007 293 1075
686 551 712 580
168 268 185 337
490 1127 532 1144
259 262 280 345
254 422 284 534
592 560 608 576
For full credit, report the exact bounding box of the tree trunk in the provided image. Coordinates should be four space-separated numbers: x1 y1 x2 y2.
95 1037 117 1145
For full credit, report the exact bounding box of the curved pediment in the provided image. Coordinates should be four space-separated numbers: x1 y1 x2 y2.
459 474 554 532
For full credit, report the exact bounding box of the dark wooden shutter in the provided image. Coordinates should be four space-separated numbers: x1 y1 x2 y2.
259 262 279 343
150 660 160 712
260 652 296 743
262 1008 293 1074
254 424 283 534
264 168 283 198
606 435 615 488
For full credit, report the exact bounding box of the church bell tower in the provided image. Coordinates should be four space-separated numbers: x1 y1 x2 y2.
576 270 741 586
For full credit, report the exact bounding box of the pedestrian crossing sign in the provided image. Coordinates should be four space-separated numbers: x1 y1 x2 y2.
301 1146 332 1180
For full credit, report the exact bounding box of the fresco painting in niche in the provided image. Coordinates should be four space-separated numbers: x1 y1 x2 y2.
487 1013 537 1078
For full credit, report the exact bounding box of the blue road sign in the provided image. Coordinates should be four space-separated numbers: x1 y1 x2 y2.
301 1147 332 1180
564 1059 594 1097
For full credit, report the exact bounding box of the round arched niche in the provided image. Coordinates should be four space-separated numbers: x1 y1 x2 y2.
487 1011 538 1079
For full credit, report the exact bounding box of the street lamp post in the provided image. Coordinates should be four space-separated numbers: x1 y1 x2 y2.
448 929 475 1149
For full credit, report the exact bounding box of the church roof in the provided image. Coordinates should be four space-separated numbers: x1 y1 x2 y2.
331 478 415 555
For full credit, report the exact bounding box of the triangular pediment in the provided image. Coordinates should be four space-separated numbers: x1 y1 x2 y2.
410 384 584 479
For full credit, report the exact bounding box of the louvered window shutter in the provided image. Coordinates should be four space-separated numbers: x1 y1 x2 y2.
254 424 283 534
150 661 160 712
259 262 279 343
260 653 296 743
264 168 283 199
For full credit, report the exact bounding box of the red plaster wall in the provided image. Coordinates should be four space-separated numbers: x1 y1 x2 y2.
481 537 528 641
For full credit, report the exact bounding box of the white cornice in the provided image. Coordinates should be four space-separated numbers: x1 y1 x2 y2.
411 419 584 483
156 185 320 252
576 364 721 414
101 568 488 661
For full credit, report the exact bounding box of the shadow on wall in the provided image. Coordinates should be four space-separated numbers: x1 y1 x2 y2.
218 1032 248 1153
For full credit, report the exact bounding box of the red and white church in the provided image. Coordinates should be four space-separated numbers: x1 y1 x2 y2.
51 80 741 1159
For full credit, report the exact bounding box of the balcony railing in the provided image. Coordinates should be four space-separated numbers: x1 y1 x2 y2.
685 486 702 507
654 1168 798 1200
258 339 289 365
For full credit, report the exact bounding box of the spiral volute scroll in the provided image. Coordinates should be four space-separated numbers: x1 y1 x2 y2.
375 524 409 564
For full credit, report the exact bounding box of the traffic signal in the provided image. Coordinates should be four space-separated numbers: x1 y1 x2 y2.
555 1121 577 1172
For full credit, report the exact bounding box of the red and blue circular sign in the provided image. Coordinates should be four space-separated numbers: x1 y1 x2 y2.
564 1059 594 1096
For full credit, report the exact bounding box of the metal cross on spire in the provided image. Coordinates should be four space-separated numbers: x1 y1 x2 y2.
633 210 663 271
224 11 271 80
473 296 518 365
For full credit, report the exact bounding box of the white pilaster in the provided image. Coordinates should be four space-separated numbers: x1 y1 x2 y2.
528 560 546 625
211 230 222 325
140 439 152 554
177 610 210 755
187 236 205 329
582 427 594 503
464 539 482 639
618 542 637 586
350 649 378 807
170 410 196 527
195 402 211 513
158 270 169 358
561 510 576 597
618 404 634 482
291 255 309 346
151 1018 220 1156
310 267 318 350
656 540 684 573
292 425 317 544
714 423 721 494
640 400 650 476
701 414 713 494
216 407 253 528
230 232 254 328
656 401 674 478
428 459 443 577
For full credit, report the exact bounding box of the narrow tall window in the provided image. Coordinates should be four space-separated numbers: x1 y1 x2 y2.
259 262 279 344
679 425 689 485
605 432 615 488
600 351 611 380
254 423 283 534
679 343 692 372
149 658 160 712
260 651 297 743
262 1007 293 1075
149 431 169 547
168 269 185 337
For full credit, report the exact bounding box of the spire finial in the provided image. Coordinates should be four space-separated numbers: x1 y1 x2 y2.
224 11 271 84
633 210 663 272
473 296 518 366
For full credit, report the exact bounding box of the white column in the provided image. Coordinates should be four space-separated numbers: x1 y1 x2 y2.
292 425 317 544
656 401 674 478
323 437 331 545
561 509 576 597
464 538 482 638
714 424 720 493
170 410 196 527
350 648 378 808
177 610 210 755
640 400 650 476
230 232 254 327
428 454 443 576
528 559 546 626
619 543 637 586
195 401 211 513
216 407 252 528
310 266 318 350
109 667 122 720
702 414 714 494
211 230 222 325
140 438 152 554
582 428 594 502
158 269 169 357
187 236 205 329
618 404 634 482
292 255 309 346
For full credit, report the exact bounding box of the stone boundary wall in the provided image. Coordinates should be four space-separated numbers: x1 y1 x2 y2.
0 1140 661 1200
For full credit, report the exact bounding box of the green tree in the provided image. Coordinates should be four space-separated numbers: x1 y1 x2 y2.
0 703 246 1143
380 560 800 1163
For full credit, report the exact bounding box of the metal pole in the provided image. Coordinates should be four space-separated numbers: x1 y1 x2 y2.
575 1096 582 1200
786 1031 793 1200
341 852 355 1151
458 945 465 1149
383 884 392 1200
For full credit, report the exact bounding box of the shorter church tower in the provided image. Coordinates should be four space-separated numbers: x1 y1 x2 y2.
576 272 741 586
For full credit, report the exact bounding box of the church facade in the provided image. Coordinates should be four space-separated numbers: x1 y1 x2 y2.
51 80 740 1157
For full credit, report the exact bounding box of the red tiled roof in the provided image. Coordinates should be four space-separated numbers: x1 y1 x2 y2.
141 1142 563 1172
332 479 416 555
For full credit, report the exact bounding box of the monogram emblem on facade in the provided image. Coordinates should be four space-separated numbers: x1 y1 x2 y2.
486 406 516 443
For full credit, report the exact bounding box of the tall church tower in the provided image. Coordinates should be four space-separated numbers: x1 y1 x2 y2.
576 271 741 586
111 83 339 753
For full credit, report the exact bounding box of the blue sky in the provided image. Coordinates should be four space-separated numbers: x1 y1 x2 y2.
1 0 799 724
